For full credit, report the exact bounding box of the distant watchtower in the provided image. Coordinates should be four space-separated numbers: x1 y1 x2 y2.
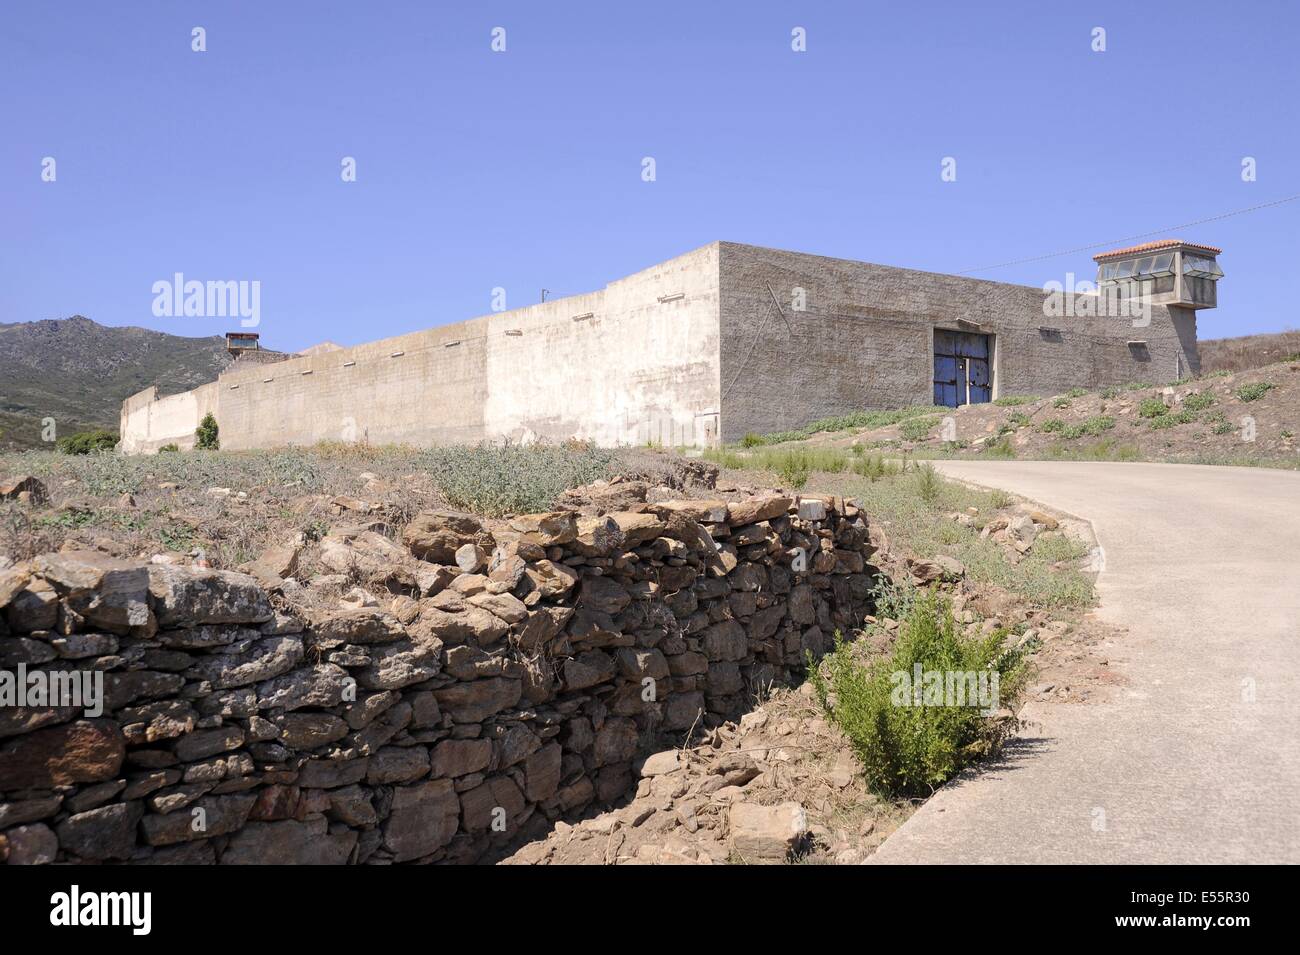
225 331 261 358
1094 240 1224 310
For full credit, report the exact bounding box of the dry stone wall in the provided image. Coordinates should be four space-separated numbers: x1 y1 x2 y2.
0 494 877 864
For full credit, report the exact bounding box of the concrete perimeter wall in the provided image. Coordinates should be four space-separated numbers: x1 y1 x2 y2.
120 240 1202 452
717 242 1198 442
119 382 221 455
121 245 722 454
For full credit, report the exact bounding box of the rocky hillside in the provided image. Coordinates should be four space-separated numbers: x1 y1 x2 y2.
781 360 1300 467
0 316 234 450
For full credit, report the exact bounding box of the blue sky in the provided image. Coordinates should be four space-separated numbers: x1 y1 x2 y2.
3 0 1297 352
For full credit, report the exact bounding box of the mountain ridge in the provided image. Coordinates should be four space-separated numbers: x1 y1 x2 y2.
0 315 236 449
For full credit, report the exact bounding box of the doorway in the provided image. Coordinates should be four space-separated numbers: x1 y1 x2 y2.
933 329 992 407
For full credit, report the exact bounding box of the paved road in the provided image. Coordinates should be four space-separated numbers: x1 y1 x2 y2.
870 460 1300 864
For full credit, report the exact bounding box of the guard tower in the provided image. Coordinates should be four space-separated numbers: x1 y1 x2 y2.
1093 239 1224 310
225 331 261 358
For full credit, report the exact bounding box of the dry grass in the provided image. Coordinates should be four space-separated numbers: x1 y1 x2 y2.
0 442 662 569
1199 329 1300 373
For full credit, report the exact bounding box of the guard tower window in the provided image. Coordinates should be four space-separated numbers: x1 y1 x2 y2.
1093 241 1223 311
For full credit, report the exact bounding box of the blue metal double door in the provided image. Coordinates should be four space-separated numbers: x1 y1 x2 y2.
933 329 991 407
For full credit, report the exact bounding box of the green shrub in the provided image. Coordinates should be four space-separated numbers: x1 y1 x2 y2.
740 433 764 448
1047 437 1139 461
56 429 119 455
899 417 936 442
1138 398 1169 419
1149 408 1199 430
1212 420 1236 435
776 450 811 489
704 445 850 483
851 453 895 482
1235 382 1275 402
983 436 1016 458
914 463 942 504
1061 415 1116 440
993 395 1037 407
809 593 1028 797
1052 397 1070 409
1039 418 1065 433
1101 386 1120 399
158 443 180 453
1008 412 1031 428
1126 381 1153 391
1067 387 1088 398
420 442 617 515
868 575 919 622
195 413 220 450
1181 391 1215 412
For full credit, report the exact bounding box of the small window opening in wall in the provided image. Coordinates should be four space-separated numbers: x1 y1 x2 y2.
657 292 685 304
390 351 404 358
572 312 593 322
343 360 356 367
1127 340 1151 361
505 329 522 336
1038 326 1063 341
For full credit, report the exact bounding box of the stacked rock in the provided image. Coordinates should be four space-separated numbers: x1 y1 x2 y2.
0 494 877 864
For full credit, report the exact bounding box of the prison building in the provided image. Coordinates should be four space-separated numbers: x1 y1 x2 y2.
119 239 1221 453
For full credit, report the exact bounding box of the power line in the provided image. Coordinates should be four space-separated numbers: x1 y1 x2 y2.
955 191 1300 276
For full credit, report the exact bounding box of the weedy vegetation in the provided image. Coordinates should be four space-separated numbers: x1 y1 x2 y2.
808 592 1030 797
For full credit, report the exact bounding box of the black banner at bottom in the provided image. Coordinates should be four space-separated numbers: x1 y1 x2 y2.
0 864 1276 941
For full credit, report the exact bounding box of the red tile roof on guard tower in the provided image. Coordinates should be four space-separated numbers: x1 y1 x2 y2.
1093 239 1222 261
